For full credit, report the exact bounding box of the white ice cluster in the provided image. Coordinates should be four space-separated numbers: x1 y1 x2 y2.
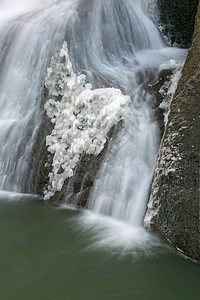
44 42 130 200
159 61 184 125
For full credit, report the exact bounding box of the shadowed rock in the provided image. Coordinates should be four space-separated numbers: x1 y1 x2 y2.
157 0 199 47
144 3 200 261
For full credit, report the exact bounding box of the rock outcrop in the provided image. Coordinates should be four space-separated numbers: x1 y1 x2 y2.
157 0 199 47
37 42 129 206
144 2 200 261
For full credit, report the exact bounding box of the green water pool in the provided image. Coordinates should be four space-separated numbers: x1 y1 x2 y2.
0 198 199 300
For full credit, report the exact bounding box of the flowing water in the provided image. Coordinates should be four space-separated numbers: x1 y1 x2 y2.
64 0 187 249
0 0 77 192
0 1 197 297
0 0 186 195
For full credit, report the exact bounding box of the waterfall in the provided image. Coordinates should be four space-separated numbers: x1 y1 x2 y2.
0 0 77 193
64 0 186 251
0 1 187 250
81 1 165 226
64 1 186 226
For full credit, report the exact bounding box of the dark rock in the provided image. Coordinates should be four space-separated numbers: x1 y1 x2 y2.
26 87 53 194
145 3 200 261
157 0 199 47
46 125 120 207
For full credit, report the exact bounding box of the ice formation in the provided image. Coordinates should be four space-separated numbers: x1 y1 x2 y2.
144 61 184 227
159 61 184 125
44 42 130 200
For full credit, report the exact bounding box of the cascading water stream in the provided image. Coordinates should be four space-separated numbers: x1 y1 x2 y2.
88 102 159 227
65 0 187 251
0 0 77 193
0 0 187 250
64 0 186 230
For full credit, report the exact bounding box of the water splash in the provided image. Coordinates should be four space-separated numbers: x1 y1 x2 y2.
74 210 166 258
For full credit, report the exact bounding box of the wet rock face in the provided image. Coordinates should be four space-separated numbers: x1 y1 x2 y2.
145 4 200 261
36 120 120 207
157 0 199 47
46 144 108 207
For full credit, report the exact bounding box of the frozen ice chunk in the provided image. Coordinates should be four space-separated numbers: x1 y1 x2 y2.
44 42 130 200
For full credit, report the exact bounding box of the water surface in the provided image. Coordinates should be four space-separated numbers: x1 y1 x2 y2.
0 198 199 300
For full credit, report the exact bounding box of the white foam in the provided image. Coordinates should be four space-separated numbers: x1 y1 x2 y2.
76 210 164 258
0 190 41 202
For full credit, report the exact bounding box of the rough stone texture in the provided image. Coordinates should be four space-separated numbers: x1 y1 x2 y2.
30 87 53 195
157 0 199 47
37 120 120 207
46 146 108 207
144 3 200 261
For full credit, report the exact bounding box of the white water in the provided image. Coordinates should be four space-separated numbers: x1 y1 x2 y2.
66 0 187 251
0 0 77 192
0 0 187 252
